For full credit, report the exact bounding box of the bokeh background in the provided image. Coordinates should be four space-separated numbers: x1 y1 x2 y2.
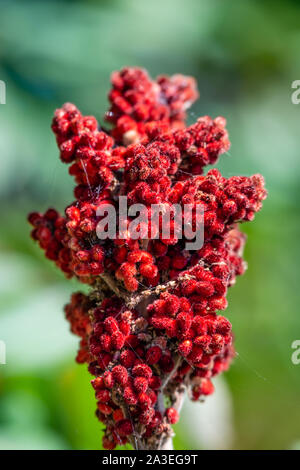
0 0 300 450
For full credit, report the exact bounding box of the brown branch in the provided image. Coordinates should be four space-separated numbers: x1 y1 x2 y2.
99 273 131 302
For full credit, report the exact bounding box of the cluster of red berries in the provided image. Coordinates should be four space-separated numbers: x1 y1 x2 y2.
28 67 267 450
174 116 230 177
51 102 125 198
65 294 181 449
28 208 73 277
173 341 235 401
105 67 198 144
64 292 94 363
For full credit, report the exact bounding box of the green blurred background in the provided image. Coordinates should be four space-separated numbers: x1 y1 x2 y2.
0 0 300 450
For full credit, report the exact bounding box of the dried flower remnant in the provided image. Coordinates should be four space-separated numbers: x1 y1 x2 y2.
28 67 267 450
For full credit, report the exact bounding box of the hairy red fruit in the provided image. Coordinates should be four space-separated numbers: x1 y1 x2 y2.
132 364 152 379
91 377 105 390
138 392 152 410
112 365 128 386
97 403 113 415
103 371 114 389
112 409 124 423
178 340 193 357
116 419 133 437
134 376 149 394
192 378 215 399
166 407 179 424
104 317 119 334
139 407 155 425
148 376 161 390
120 349 136 368
146 346 162 365
96 389 111 403
102 436 116 450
